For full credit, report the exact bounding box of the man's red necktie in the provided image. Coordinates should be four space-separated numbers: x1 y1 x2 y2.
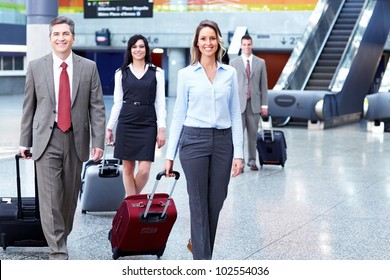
246 59 251 99
58 62 71 132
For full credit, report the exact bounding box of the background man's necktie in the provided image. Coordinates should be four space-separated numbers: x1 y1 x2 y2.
246 59 251 99
57 62 71 132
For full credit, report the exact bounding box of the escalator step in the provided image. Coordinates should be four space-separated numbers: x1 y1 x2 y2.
317 60 339 67
319 54 342 60
333 23 355 30
342 8 363 14
322 47 345 54
311 73 334 80
337 18 358 25
326 41 348 48
313 66 337 73
306 80 331 87
327 35 350 42
305 85 329 90
331 30 353 36
339 12 360 19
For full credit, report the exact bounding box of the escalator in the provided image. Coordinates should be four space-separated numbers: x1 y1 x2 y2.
269 0 390 128
305 0 364 90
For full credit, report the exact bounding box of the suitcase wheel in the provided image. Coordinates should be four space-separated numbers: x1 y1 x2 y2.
1 234 5 250
156 245 166 259
81 209 87 214
112 247 120 260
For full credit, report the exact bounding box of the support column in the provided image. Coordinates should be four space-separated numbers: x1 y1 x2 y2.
26 0 58 63
167 48 186 97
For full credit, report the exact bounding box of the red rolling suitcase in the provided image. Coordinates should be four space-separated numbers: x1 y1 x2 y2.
257 116 287 167
108 170 180 260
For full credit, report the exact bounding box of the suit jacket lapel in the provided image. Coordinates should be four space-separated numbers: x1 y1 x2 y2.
72 53 82 107
239 59 247 78
250 58 259 79
43 54 55 106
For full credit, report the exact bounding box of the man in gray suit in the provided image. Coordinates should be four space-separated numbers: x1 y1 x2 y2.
229 34 268 171
19 16 106 260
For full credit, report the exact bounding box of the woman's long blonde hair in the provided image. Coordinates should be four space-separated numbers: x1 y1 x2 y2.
190 19 226 65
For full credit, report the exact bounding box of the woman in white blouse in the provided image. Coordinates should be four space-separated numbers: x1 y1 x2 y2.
164 20 243 260
106 34 166 197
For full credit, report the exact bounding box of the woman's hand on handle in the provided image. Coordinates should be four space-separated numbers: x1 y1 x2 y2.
164 160 176 177
106 129 115 146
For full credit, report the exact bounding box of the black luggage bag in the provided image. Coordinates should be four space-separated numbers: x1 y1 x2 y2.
257 116 287 167
0 154 47 250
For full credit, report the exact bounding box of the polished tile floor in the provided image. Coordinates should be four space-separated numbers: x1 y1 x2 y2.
1 94 390 260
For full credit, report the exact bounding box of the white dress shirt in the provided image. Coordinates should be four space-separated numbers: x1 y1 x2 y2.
52 52 73 123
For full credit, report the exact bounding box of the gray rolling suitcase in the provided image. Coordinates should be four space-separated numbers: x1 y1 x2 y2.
79 152 125 214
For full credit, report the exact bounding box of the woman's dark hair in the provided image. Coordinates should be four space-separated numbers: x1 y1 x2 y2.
120 34 153 74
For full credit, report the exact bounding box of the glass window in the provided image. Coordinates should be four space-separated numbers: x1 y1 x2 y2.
0 56 25 71
14 56 24 70
3 57 13 70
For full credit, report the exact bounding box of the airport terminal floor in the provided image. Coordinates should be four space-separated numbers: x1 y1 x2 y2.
1 94 390 261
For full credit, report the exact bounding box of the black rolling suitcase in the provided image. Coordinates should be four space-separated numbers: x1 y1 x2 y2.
257 116 287 167
0 154 47 250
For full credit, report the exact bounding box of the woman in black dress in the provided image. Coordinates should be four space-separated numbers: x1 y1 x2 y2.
106 34 166 197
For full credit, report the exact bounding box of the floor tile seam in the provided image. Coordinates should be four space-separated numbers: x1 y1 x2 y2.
243 199 349 260
244 181 390 259
316 177 390 221
239 168 286 181
297 178 390 219
318 213 390 223
69 226 112 243
363 175 390 187
274 151 388 172
337 175 390 201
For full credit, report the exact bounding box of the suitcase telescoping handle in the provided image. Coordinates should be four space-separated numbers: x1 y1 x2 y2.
143 170 180 219
15 153 40 220
100 143 120 175
260 115 274 142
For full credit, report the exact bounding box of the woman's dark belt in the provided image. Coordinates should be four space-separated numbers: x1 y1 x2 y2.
123 101 153 106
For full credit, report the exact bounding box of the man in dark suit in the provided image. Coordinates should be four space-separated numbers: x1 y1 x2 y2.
19 16 106 260
229 34 268 171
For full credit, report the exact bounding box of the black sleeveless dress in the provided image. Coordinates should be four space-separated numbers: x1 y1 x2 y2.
114 66 157 161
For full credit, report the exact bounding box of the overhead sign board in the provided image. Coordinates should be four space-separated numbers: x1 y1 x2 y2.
84 0 153 19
